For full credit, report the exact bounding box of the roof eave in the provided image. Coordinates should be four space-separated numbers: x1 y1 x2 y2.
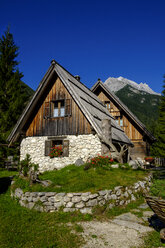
7 62 55 144
92 81 155 142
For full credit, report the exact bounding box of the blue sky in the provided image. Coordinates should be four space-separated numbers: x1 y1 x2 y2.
0 0 165 93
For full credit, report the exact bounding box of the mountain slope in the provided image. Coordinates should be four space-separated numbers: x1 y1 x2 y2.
115 85 161 130
104 77 161 131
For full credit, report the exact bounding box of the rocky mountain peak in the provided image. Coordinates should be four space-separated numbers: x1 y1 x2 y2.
104 76 160 96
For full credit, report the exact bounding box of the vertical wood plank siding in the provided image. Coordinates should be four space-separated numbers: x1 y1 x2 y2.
95 88 148 157
97 91 143 141
26 77 92 136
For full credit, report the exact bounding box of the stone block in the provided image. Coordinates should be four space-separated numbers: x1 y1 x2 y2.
14 188 23 198
98 190 108 196
111 164 119 168
116 190 122 196
111 194 117 200
72 196 82 203
54 202 64 208
67 193 73 197
40 196 47 202
75 202 85 209
75 158 84 166
25 192 30 197
27 196 33 202
66 202 74 208
108 203 115 209
73 193 82 196
43 201 53 206
80 208 92 214
38 192 46 197
86 199 97 207
98 200 106 206
131 195 136 201
119 200 125 206
63 208 76 212
31 192 38 197
54 195 64 202
81 192 90 196
28 202 35 209
89 193 98 199
82 195 90 202
63 196 71 202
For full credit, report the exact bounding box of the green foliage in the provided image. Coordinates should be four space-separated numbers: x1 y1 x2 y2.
150 178 165 199
0 28 34 166
19 154 39 177
12 164 148 193
151 76 165 157
116 84 161 132
141 231 165 247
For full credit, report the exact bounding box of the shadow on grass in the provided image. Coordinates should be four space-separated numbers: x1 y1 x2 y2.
0 177 12 194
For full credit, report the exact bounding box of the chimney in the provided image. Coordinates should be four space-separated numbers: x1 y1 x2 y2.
74 75 80 82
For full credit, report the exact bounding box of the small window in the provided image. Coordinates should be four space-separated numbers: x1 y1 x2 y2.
120 119 123 127
53 100 65 117
45 139 69 157
104 101 111 111
44 99 72 119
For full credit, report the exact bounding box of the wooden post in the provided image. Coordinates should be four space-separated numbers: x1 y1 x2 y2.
101 119 112 155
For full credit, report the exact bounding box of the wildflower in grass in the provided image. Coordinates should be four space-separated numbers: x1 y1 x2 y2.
89 155 114 168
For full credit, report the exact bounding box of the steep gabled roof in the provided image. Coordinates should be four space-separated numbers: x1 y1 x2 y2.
8 60 132 146
91 80 156 142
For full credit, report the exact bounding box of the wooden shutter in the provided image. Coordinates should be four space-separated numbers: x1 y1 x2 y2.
65 99 72 116
63 140 69 157
44 102 51 119
45 140 52 156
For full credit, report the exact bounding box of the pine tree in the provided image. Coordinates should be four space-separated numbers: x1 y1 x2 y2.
151 76 165 157
0 28 33 164
0 28 30 140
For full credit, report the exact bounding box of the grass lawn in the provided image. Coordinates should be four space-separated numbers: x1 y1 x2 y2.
150 179 165 199
0 168 150 248
1 168 159 248
12 164 149 193
141 171 165 248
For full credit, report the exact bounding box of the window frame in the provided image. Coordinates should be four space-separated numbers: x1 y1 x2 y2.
44 99 72 119
45 137 69 157
52 99 65 118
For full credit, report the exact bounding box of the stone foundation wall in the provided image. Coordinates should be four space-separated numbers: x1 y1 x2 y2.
11 175 152 214
20 134 102 172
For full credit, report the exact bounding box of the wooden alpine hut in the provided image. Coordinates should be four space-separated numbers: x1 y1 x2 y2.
8 60 132 172
91 79 156 160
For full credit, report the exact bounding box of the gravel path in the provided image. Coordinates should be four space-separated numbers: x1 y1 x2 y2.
80 205 154 248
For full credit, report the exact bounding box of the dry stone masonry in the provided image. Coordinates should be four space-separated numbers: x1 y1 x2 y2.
11 175 152 214
20 134 102 172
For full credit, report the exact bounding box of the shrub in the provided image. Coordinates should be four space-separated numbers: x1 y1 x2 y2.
84 155 114 170
19 154 39 179
90 155 113 167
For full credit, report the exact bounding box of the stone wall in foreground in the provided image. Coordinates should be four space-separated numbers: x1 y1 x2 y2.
20 134 102 172
11 175 152 214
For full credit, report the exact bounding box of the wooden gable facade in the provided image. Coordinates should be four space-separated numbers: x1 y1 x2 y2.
8 60 132 146
25 75 92 138
91 80 156 159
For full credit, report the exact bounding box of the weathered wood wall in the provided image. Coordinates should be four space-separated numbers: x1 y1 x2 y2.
97 91 143 141
25 76 92 136
95 88 148 158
